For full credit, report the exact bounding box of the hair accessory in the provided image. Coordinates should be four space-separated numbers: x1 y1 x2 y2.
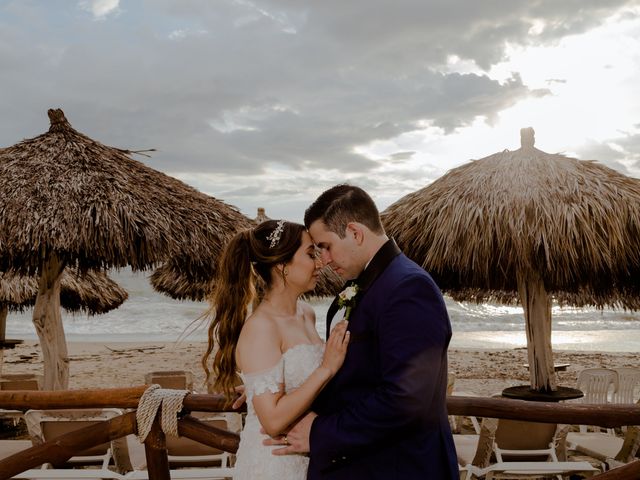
267 219 286 248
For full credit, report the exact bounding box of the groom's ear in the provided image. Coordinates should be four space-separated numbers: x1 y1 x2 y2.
346 222 365 245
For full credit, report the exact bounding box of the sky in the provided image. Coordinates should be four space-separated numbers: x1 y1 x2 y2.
1 0 640 223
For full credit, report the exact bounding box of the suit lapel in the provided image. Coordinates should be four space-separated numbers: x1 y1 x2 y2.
325 239 401 339
355 238 401 295
325 296 341 339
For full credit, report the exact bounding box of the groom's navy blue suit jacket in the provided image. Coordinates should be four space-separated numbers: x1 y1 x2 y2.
308 240 458 479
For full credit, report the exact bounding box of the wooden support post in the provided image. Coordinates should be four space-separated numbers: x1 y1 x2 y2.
517 271 556 392
143 412 171 480
32 254 68 390
0 305 7 342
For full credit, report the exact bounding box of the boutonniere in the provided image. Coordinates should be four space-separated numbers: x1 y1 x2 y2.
337 284 359 321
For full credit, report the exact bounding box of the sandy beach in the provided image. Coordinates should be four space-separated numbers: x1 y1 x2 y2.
2 341 637 397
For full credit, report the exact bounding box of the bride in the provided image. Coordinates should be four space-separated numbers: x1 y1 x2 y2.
203 219 350 479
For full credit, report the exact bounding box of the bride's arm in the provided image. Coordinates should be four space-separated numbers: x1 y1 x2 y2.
237 318 349 437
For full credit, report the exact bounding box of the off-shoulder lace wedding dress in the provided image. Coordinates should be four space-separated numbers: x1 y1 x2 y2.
234 343 324 479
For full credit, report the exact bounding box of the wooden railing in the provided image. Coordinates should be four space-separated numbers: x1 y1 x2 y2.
1 388 639 479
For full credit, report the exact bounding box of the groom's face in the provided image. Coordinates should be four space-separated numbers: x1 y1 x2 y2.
308 220 359 280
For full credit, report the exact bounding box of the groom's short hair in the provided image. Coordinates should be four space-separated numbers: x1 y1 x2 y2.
304 184 384 238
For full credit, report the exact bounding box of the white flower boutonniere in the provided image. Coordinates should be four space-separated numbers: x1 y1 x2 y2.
337 284 359 321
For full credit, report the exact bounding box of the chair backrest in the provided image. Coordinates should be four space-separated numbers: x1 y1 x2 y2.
577 368 617 404
494 419 559 462
166 412 242 468
144 370 194 391
0 373 42 381
612 367 640 404
24 408 126 469
0 374 42 391
0 379 40 390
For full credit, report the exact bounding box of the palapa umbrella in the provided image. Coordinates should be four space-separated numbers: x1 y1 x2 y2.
1 268 128 315
0 268 127 376
149 197 254 301
382 128 640 394
0 108 249 389
151 207 343 301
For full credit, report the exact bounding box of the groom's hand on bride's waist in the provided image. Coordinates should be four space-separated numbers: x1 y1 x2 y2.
262 411 317 455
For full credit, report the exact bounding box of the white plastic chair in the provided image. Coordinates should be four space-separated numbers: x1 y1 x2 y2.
124 411 242 471
576 367 618 433
568 425 640 470
577 368 618 403
455 418 498 480
167 412 241 468
459 417 599 480
467 460 599 479
24 408 127 471
612 367 640 404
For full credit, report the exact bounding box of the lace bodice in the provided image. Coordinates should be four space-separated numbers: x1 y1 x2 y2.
234 343 324 479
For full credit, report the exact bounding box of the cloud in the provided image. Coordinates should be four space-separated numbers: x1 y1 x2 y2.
0 0 637 215
79 0 120 19
168 28 208 40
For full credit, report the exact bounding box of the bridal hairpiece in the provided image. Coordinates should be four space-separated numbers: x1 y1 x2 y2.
267 219 285 248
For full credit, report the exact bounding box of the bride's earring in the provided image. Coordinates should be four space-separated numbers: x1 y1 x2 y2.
279 265 289 283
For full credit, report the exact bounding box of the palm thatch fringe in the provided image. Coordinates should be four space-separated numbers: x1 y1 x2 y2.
448 287 640 311
150 259 343 301
151 207 343 301
1 268 128 314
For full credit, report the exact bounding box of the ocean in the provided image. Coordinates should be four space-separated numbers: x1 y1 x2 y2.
5 269 640 353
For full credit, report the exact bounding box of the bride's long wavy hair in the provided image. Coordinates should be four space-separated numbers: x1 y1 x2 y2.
202 220 306 398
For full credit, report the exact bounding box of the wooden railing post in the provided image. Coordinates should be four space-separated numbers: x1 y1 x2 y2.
143 412 171 480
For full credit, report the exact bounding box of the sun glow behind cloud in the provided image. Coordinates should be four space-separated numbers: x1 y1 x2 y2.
490 9 640 153
355 8 640 179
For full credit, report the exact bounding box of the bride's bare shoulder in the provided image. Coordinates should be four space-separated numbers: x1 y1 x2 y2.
298 300 317 325
236 309 281 369
239 309 278 342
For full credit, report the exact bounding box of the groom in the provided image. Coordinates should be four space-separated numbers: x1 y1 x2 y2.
271 184 458 479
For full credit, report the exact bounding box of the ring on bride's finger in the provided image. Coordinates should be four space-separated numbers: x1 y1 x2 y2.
283 436 289 445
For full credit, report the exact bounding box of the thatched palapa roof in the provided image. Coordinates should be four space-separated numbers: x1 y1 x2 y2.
151 209 344 301
382 128 640 309
0 269 128 314
0 108 251 275
382 127 640 392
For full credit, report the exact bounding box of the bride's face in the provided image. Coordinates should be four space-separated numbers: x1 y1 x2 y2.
285 231 322 293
